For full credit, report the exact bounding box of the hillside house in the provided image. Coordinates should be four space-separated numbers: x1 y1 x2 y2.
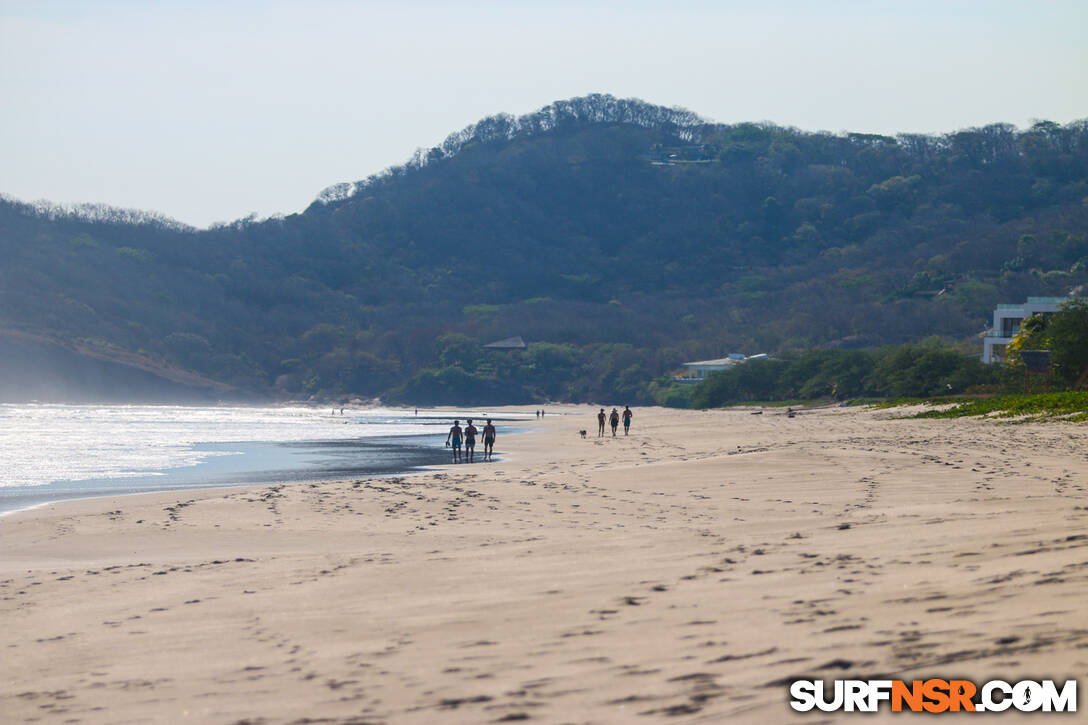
981 297 1066 363
675 353 762 383
483 336 527 350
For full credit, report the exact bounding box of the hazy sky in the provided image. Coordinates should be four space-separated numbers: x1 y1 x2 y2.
1 0 1085 227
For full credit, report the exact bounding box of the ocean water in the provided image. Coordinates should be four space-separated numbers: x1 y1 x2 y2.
0 404 529 514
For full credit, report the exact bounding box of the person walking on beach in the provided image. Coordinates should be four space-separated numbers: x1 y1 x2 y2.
609 408 620 436
446 420 463 463
597 408 606 437
464 419 478 463
482 419 496 461
622 406 633 435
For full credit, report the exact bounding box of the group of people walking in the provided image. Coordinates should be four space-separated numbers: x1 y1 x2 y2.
443 405 635 463
445 418 496 463
598 406 633 437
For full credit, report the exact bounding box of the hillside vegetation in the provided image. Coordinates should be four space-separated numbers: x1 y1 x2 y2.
2 94 1086 404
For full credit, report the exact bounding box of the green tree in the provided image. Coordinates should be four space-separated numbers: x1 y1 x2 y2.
1048 300 1088 387
1011 300 1088 388
436 333 482 369
867 344 995 397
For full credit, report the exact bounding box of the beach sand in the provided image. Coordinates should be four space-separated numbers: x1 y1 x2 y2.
2 405 1086 723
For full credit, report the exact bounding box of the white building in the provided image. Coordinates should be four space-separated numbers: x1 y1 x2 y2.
676 354 767 383
677 358 737 383
981 297 1066 363
482 336 526 350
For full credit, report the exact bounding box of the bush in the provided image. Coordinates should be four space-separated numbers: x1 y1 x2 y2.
866 345 997 398
1007 300 1088 388
385 366 530 406
688 341 999 408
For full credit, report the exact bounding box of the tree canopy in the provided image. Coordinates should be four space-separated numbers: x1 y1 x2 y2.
1009 300 1088 388
2 94 1087 403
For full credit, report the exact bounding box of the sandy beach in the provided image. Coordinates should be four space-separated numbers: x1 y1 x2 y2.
2 405 1086 723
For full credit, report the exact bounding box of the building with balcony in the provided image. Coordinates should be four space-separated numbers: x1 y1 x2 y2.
982 297 1067 363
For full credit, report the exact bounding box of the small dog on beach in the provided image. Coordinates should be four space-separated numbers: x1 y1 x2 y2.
579 429 587 438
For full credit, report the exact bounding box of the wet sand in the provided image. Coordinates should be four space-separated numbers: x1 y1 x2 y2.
2 405 1087 723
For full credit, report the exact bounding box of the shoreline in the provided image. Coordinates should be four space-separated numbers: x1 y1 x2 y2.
2 405 1086 723
0 437 448 517
0 427 533 521
0 406 538 516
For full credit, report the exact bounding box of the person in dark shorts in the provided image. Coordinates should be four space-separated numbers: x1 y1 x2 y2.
464 419 478 463
609 408 620 436
622 406 633 435
482 419 496 461
446 420 463 463
597 408 606 437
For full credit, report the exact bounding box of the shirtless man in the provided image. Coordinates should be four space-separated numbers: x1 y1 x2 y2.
482 419 496 461
464 419 478 463
446 420 463 463
597 408 606 437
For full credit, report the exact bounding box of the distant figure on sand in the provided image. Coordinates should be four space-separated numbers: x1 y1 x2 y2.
622 406 633 435
482 419 496 461
597 408 606 437
609 408 620 436
464 419 478 463
446 420 463 463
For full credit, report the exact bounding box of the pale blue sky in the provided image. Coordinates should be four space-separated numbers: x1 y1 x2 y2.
1 0 1085 227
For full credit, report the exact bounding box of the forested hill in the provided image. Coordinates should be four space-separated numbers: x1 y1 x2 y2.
2 94 1087 404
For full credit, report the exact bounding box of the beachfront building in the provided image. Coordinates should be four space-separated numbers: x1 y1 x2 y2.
981 297 1066 363
676 358 736 383
675 354 763 383
483 336 527 350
